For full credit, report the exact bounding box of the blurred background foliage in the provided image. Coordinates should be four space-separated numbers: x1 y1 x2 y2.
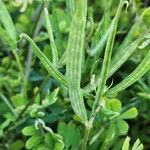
0 0 150 149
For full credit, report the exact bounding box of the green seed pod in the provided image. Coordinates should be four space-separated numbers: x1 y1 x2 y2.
66 0 88 122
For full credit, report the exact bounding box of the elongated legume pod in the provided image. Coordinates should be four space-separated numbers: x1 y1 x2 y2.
87 24 112 56
83 33 147 93
20 33 68 87
44 7 58 66
92 0 128 114
66 0 75 18
106 45 150 96
66 0 87 122
84 8 150 93
87 0 112 56
109 34 145 77
51 3 64 55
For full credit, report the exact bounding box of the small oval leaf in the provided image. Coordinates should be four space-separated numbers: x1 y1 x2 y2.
25 135 42 149
22 126 39 136
120 107 138 119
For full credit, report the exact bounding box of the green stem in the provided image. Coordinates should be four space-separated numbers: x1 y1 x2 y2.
81 126 91 150
0 92 18 118
13 51 27 101
25 2 45 81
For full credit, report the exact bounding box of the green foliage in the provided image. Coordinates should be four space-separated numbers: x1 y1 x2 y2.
122 136 144 150
58 122 82 150
0 0 17 44
92 0 128 114
22 121 64 150
89 97 138 149
0 0 150 149
9 140 24 150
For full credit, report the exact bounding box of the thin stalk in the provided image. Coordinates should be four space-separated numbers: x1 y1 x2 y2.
7 118 27 132
13 51 27 101
0 92 18 118
25 2 45 81
81 126 91 150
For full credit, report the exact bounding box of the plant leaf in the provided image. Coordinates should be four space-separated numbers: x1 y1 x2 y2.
25 134 42 149
132 139 144 150
9 140 24 150
11 93 27 107
122 136 130 150
22 126 40 136
0 0 17 43
105 98 122 112
120 107 138 119
42 88 59 107
106 122 116 142
45 133 64 150
0 26 17 51
117 119 129 135
57 122 81 150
